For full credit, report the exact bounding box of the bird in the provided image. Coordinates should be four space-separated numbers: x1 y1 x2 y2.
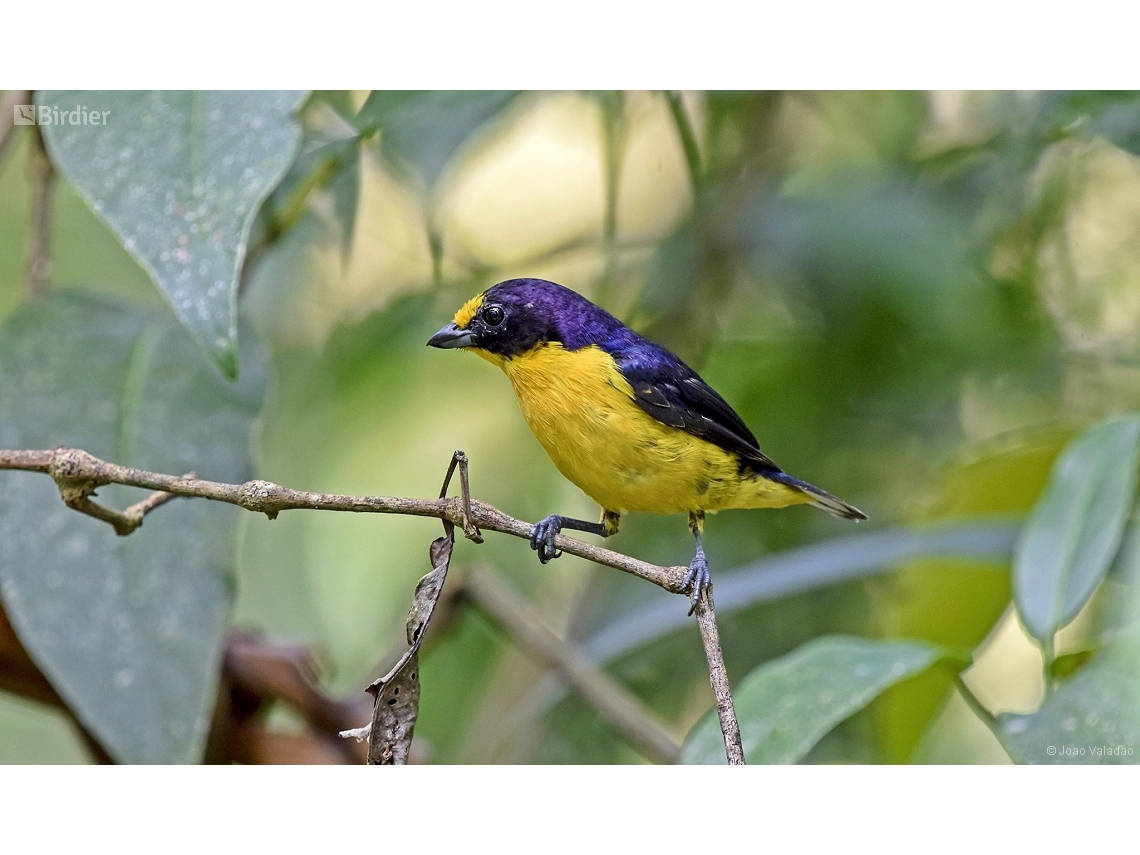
428 278 866 614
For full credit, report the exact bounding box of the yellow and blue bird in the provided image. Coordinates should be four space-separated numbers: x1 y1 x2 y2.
428 278 865 613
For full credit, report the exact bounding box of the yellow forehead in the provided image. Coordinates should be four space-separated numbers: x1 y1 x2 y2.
454 292 485 328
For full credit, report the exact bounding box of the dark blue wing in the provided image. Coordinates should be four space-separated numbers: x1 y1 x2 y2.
612 343 780 472
608 334 867 520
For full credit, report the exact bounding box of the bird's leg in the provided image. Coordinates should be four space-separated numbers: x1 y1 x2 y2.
682 511 710 616
531 509 621 564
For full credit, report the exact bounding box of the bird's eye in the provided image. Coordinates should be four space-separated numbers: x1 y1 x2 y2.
483 305 505 326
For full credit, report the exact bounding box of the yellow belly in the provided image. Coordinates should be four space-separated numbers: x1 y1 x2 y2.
479 343 810 515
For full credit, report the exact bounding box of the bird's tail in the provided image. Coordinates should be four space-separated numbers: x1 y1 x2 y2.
766 471 867 521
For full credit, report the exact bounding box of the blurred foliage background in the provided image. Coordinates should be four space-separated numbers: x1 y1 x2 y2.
1 90 1139 764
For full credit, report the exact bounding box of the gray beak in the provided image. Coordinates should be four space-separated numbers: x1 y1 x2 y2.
427 322 478 349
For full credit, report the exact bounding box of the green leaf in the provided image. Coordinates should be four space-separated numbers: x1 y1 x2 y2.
997 633 1140 764
1013 417 1140 645
329 144 361 263
680 635 962 764
38 91 305 376
0 292 265 763
356 91 518 188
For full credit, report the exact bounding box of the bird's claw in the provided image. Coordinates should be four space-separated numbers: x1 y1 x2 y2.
682 554 710 617
530 515 564 564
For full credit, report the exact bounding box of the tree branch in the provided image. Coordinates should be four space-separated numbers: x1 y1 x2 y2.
0 446 744 763
0 447 686 591
461 566 681 765
207 633 373 765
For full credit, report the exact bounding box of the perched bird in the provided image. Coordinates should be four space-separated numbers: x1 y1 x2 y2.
428 278 865 613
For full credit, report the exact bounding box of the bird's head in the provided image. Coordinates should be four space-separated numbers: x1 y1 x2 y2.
428 278 621 363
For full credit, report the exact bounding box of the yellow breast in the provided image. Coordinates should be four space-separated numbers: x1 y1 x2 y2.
476 343 807 515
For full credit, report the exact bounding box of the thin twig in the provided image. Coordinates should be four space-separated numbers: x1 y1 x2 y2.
120 483 186 528
0 90 32 174
24 124 55 297
64 477 188 536
443 449 481 542
694 585 745 764
462 567 681 765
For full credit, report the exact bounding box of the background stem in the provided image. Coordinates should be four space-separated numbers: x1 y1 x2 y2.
24 124 55 298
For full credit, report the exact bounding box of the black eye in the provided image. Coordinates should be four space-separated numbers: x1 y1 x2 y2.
483 305 505 326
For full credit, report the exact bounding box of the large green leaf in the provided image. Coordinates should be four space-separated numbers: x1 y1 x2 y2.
38 91 305 377
680 635 962 764
997 633 1140 764
0 292 264 763
1013 417 1140 645
356 91 518 188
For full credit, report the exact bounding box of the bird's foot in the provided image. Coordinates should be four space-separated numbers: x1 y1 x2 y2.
530 515 564 564
682 553 710 617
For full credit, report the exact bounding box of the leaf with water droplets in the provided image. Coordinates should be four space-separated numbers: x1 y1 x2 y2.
38 90 305 377
997 632 1140 764
0 292 264 763
1013 417 1140 645
680 635 964 764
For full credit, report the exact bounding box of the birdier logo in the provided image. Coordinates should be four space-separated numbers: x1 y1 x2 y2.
13 104 110 126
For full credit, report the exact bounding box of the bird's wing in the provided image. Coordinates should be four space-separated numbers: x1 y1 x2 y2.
613 347 780 471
